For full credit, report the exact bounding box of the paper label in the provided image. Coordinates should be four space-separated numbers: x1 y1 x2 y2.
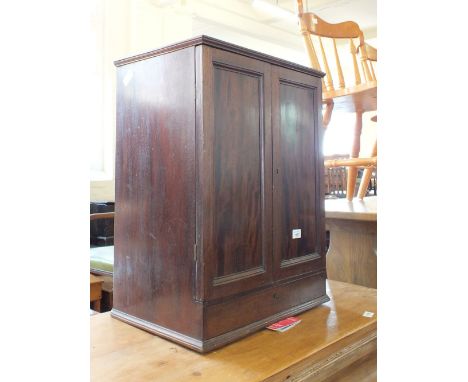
362 311 375 318
292 229 301 239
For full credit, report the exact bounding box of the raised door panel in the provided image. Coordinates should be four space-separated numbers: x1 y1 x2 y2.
272 66 326 280
197 46 272 301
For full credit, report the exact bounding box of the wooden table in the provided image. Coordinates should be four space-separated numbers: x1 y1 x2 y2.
91 280 377 382
325 196 377 288
90 274 104 312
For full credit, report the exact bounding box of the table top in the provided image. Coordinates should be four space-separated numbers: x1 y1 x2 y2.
91 280 377 382
325 196 377 221
90 274 104 286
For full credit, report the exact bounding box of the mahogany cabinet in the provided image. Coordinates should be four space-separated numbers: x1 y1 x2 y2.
112 36 328 353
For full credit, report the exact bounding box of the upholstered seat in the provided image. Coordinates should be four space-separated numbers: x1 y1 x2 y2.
90 245 114 276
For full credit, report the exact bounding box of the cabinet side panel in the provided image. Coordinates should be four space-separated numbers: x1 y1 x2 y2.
114 47 201 338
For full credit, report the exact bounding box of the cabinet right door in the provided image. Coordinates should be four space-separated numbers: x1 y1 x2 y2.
271 65 326 281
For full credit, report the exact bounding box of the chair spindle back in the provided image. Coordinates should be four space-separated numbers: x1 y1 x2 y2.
296 0 375 92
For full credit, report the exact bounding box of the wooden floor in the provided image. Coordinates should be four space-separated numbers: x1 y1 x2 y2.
91 280 377 382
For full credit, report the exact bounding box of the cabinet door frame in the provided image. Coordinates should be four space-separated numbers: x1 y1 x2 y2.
195 46 273 302
271 65 326 281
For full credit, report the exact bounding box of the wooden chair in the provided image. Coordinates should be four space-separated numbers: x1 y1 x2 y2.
90 202 115 246
90 212 115 221
324 154 348 198
296 0 377 200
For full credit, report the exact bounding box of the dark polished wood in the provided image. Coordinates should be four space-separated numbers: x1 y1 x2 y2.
113 36 326 353
272 65 326 281
114 46 201 339
114 35 324 78
200 47 273 302
213 62 263 277
90 202 114 246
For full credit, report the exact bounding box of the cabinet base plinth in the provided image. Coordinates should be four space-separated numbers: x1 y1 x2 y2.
112 293 330 353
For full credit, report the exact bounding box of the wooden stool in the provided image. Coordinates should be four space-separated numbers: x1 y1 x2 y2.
90 274 104 312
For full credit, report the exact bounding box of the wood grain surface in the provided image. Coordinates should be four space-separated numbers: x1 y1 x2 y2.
114 46 201 338
213 63 263 277
90 274 104 312
325 196 377 221
271 65 326 281
91 280 377 382
113 36 328 352
200 47 273 301
326 197 377 288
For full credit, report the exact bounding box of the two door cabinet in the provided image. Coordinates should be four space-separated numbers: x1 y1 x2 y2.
112 36 329 353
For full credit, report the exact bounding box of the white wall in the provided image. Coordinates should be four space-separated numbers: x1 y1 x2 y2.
90 0 197 201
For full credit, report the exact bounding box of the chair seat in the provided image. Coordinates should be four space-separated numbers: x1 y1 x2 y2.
323 81 377 113
90 245 114 276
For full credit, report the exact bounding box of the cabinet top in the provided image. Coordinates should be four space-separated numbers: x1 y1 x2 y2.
114 35 324 78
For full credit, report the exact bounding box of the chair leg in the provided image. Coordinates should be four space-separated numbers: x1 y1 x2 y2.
358 140 377 199
346 110 363 201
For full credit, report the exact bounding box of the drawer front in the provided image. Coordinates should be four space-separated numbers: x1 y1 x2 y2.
204 271 327 339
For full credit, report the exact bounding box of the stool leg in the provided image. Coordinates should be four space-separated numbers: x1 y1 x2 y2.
92 300 101 313
346 110 363 201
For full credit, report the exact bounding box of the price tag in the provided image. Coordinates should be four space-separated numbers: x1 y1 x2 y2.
292 229 301 239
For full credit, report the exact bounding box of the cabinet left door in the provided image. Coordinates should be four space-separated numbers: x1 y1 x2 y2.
195 46 273 301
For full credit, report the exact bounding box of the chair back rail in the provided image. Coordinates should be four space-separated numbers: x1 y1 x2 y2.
297 0 377 200
90 212 115 221
297 0 375 93
325 157 377 168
